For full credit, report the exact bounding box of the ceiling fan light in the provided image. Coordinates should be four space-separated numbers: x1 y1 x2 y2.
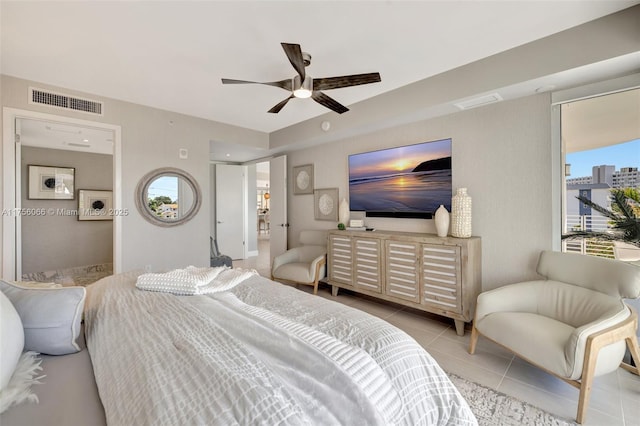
293 75 313 99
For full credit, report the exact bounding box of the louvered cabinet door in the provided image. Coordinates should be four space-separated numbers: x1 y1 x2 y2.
421 244 462 313
385 241 420 302
353 237 382 293
328 234 353 284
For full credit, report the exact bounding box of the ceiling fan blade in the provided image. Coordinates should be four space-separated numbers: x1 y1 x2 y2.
268 95 294 114
312 72 381 91
222 78 292 91
281 43 306 81
311 91 349 114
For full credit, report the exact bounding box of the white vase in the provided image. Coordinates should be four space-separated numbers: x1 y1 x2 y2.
434 205 449 237
451 188 472 238
338 198 350 224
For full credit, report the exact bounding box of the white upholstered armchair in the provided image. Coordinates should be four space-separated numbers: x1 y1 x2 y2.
469 250 640 424
271 230 328 295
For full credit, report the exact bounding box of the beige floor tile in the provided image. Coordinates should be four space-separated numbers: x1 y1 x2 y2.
429 347 503 390
395 324 441 348
621 393 640 426
385 308 451 335
347 298 402 319
505 358 624 418
617 368 640 394
443 329 517 361
427 333 514 376
498 377 623 426
505 357 578 399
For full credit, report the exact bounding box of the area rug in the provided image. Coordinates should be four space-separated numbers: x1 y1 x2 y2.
449 374 577 426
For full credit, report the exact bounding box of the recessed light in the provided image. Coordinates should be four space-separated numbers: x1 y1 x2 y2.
225 153 231 157
82 139 89 142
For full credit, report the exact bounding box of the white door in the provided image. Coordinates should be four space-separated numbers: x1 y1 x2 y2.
216 164 245 259
269 155 287 265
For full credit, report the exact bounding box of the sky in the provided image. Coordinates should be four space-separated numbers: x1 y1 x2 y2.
566 138 639 178
349 138 451 180
147 176 178 201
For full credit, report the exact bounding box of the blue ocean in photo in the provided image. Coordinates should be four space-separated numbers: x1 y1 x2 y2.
350 169 452 213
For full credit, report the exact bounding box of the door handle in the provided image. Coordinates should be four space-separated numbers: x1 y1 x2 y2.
217 221 223 224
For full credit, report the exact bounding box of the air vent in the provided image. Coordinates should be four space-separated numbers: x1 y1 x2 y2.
29 87 103 115
454 93 503 110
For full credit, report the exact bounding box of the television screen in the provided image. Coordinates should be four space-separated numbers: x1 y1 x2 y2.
348 138 452 218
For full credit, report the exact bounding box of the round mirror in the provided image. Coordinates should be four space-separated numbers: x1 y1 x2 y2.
135 167 202 227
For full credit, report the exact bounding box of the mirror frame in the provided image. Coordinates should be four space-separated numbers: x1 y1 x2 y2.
135 167 202 227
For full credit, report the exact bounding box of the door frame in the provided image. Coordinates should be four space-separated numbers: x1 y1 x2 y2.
2 107 122 279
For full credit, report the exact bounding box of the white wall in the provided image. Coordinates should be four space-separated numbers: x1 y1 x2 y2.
286 94 552 290
2 75 268 273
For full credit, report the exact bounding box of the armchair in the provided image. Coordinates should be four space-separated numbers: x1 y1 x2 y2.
271 230 328 294
469 250 640 424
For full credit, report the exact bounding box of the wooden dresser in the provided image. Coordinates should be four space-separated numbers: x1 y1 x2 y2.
326 229 481 335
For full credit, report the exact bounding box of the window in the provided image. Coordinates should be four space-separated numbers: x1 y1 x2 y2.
560 87 640 260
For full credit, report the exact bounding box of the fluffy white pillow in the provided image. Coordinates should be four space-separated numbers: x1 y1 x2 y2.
0 280 85 355
0 291 24 391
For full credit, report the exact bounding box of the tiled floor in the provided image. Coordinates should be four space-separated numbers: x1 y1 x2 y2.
235 235 640 426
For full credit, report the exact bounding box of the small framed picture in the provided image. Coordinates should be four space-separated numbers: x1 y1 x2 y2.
78 190 112 221
28 165 75 200
293 164 314 195
314 188 339 221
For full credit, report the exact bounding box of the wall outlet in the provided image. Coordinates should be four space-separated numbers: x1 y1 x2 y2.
144 264 152 272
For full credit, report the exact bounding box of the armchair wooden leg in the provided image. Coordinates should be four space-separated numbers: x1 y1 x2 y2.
469 322 479 355
621 334 640 375
576 338 599 424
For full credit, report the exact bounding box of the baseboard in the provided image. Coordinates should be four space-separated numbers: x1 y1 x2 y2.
247 250 258 257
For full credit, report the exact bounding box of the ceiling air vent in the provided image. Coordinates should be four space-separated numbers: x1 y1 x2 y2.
29 87 103 116
454 93 503 111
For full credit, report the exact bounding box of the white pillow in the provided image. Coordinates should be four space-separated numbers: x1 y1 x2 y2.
0 291 24 391
0 280 85 355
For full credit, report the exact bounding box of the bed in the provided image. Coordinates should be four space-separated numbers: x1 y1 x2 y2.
1 268 477 425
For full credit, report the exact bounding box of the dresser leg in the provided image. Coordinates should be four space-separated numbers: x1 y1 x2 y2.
331 285 339 297
454 319 465 336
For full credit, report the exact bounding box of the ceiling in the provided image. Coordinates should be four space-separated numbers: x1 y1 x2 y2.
2 0 637 140
562 88 640 154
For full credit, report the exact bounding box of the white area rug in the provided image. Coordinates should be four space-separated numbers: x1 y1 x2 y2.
449 374 577 426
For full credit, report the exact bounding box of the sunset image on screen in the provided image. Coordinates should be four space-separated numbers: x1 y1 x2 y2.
348 139 452 217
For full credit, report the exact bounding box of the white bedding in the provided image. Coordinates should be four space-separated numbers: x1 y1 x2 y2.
84 270 477 426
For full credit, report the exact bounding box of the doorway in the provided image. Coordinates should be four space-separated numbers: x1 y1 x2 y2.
2 108 122 280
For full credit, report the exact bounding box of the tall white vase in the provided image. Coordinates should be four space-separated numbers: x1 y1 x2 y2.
434 205 449 237
338 198 350 225
451 188 472 238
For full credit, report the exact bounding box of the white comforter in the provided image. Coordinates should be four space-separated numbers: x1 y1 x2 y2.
84 270 477 426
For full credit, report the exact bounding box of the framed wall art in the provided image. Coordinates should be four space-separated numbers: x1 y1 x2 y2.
314 188 338 221
78 190 112 221
293 164 314 195
28 165 75 200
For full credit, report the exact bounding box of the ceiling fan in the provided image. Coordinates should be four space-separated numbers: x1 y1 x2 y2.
222 43 381 114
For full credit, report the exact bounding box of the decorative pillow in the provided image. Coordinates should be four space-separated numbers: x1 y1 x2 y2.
0 291 24 390
0 280 85 355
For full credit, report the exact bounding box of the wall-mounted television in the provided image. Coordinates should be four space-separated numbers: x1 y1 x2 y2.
348 138 452 219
